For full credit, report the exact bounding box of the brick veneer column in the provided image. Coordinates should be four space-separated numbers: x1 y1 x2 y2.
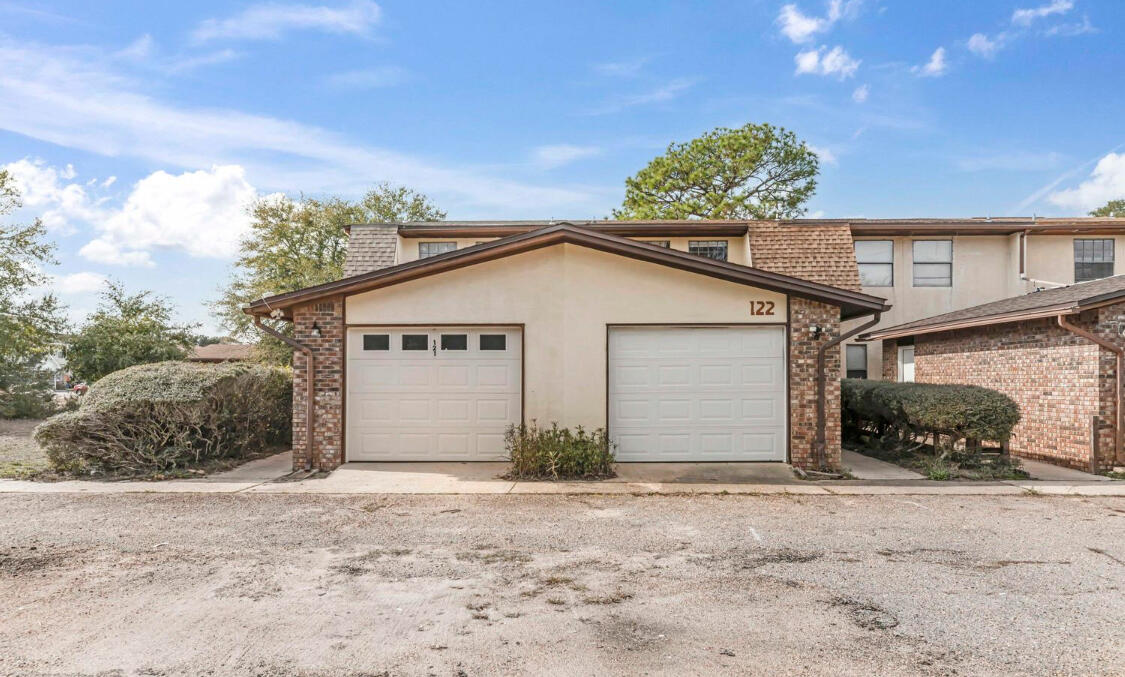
291 298 345 471
789 297 843 470
881 339 898 381
1094 303 1125 468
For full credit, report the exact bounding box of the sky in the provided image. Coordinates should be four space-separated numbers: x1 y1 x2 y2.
1 0 1123 334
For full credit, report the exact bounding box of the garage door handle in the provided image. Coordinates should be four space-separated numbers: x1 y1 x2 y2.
433 340 437 356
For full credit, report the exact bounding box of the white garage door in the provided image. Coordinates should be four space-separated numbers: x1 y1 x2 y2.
609 326 787 462
346 327 521 461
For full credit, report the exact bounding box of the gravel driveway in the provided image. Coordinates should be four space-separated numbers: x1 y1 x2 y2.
1 493 1123 676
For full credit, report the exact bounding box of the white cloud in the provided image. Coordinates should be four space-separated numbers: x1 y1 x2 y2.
193 0 382 42
956 151 1064 172
1045 15 1096 36
1048 153 1125 212
326 66 407 89
777 1 861 43
592 58 649 77
78 240 155 267
531 145 601 170
80 165 261 266
777 4 829 43
589 78 696 114
794 45 860 80
967 33 1001 58
1012 0 1073 26
0 39 606 216
807 144 838 166
913 47 947 77
1 159 106 233
851 84 869 102
115 35 155 61
51 272 108 295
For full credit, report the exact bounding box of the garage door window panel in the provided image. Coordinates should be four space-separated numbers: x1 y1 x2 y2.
402 334 429 350
480 334 507 351
363 334 390 351
441 334 468 351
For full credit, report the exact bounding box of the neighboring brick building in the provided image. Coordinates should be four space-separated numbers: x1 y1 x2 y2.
864 275 1125 471
246 221 888 472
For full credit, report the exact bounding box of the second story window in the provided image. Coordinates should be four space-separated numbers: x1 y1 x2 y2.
1074 239 1114 283
912 240 952 287
854 240 893 287
689 240 728 261
645 240 671 248
418 241 457 259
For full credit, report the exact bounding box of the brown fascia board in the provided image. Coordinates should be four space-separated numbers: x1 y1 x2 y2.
245 224 888 320
845 217 1125 236
861 293 1125 342
396 221 753 238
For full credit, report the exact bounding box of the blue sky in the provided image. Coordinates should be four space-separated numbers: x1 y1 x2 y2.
1 0 1123 333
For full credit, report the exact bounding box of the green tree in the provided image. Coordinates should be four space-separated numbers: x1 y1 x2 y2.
216 183 445 364
613 123 820 220
0 169 68 418
67 281 198 383
1090 200 1125 217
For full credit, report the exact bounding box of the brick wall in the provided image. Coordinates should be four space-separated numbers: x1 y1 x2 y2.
789 297 843 470
292 298 346 471
883 307 1125 470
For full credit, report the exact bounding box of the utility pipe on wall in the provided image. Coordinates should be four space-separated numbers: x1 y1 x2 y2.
1057 314 1123 467
254 315 316 471
815 312 882 471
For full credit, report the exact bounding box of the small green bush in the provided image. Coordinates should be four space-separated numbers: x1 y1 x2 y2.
504 422 616 480
34 361 291 475
842 379 1020 452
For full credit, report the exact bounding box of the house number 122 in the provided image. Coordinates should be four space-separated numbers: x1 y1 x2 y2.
749 301 776 316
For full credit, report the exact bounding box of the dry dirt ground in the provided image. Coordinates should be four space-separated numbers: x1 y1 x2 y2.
1 493 1123 676
0 419 47 479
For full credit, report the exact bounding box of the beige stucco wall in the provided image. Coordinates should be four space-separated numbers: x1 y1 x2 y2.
347 243 786 429
843 234 1023 377
396 235 752 266
1026 234 1125 285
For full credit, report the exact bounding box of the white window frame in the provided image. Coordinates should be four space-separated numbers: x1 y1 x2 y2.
688 240 729 261
418 241 457 259
912 240 953 287
854 240 894 288
898 345 915 382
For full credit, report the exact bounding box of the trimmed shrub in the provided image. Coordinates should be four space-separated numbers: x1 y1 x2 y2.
504 422 616 480
34 361 291 474
842 379 1020 450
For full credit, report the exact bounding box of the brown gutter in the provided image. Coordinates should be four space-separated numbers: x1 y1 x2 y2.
253 316 316 471
1057 314 1122 467
815 312 882 471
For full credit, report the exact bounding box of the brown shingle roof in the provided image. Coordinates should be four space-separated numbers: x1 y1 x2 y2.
187 344 254 362
748 221 861 292
343 224 398 276
864 275 1125 340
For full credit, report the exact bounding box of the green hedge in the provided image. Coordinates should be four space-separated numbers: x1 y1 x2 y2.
504 422 616 480
842 379 1020 446
34 361 291 474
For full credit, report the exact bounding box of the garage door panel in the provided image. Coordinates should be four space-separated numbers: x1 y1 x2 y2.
347 327 521 461
609 326 786 462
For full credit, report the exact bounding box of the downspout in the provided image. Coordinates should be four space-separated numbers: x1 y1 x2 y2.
1057 314 1122 467
815 312 882 471
254 315 316 471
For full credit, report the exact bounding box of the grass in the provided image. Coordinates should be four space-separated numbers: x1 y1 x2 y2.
0 419 49 479
846 438 1029 481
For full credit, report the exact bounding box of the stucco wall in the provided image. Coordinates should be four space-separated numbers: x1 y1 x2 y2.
348 244 786 432
1026 234 1125 285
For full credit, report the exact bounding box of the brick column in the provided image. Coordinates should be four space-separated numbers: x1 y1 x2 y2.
292 298 345 470
881 339 898 381
789 297 842 470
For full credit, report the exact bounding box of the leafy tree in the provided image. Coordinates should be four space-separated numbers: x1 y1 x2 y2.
1090 200 1125 218
613 122 820 220
0 169 68 418
216 183 444 364
67 281 198 383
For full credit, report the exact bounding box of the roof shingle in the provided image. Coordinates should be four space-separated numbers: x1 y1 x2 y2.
748 221 861 292
343 224 398 277
865 275 1125 340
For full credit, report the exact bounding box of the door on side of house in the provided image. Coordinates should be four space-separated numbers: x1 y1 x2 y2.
898 345 915 382
346 327 522 461
608 325 787 462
